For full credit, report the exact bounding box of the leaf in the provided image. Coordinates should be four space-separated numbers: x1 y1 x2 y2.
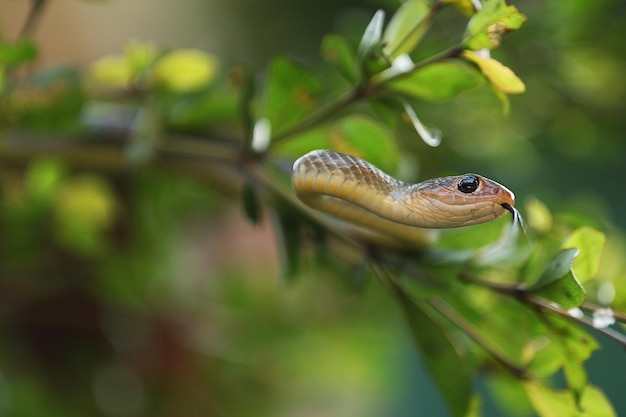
241 184 261 225
389 61 484 101
530 249 585 308
539 315 599 406
563 227 606 284
525 196 553 234
321 34 360 83
532 248 580 289
464 0 526 50
462 50 525 94
261 57 321 136
0 39 38 67
402 101 442 147
271 210 303 283
358 9 385 58
382 0 431 59
533 271 586 309
399 298 472 417
523 381 616 417
274 115 399 174
442 0 479 17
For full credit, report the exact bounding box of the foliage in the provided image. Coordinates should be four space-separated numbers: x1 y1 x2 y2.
0 1 625 416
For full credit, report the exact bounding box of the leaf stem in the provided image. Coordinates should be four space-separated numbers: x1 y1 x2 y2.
18 0 48 40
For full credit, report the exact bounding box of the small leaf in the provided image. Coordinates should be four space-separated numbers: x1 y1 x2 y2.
442 0 479 17
261 57 321 136
563 227 606 284
532 271 586 309
154 49 219 92
530 249 585 308
274 115 399 174
399 298 472 417
0 39 38 67
462 50 525 94
402 101 441 147
532 248 580 289
382 0 431 59
525 197 553 233
358 9 385 57
464 0 526 50
524 381 616 417
389 61 484 101
272 210 303 283
241 184 261 225
321 34 360 83
540 314 599 406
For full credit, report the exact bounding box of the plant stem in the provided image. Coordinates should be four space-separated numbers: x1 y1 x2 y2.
18 0 48 39
461 272 626 349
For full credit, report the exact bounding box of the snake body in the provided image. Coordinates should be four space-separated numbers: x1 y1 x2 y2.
292 149 515 246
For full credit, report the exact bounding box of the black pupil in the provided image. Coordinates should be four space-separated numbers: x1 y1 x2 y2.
458 175 480 193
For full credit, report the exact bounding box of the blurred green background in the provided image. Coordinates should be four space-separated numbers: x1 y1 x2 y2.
0 0 625 416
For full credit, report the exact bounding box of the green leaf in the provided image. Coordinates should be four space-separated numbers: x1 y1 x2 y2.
241 184 261 225
388 61 484 101
442 0 479 17
272 210 303 283
524 381 616 417
382 0 431 59
399 298 472 417
0 39 38 67
563 227 606 284
539 315 599 406
525 196 553 234
3 66 84 131
532 270 586 309
462 50 525 94
530 249 585 308
464 0 526 50
358 9 385 58
274 115 399 174
262 57 321 136
532 248 580 289
321 34 360 83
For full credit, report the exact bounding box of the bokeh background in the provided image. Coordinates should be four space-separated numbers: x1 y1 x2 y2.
0 0 625 416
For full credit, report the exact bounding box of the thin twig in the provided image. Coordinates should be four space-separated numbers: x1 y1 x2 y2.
461 272 626 349
529 296 626 349
18 0 48 40
581 302 626 324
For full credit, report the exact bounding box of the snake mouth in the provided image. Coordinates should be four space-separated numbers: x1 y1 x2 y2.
501 203 514 214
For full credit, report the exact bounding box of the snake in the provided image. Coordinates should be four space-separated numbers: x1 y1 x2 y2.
291 149 516 247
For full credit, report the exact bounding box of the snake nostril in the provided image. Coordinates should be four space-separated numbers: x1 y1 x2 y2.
458 175 480 193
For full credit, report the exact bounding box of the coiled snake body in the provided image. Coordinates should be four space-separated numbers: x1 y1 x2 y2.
292 149 516 247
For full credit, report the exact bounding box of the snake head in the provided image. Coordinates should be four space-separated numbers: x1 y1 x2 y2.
416 174 516 227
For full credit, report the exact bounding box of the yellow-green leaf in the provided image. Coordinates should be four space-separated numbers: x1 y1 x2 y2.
382 0 431 59
563 227 606 284
524 381 616 417
321 34 359 82
525 197 553 234
464 0 526 50
463 50 525 94
154 49 219 92
388 61 484 101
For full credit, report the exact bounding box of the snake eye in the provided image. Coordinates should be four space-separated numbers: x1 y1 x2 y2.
458 175 480 193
